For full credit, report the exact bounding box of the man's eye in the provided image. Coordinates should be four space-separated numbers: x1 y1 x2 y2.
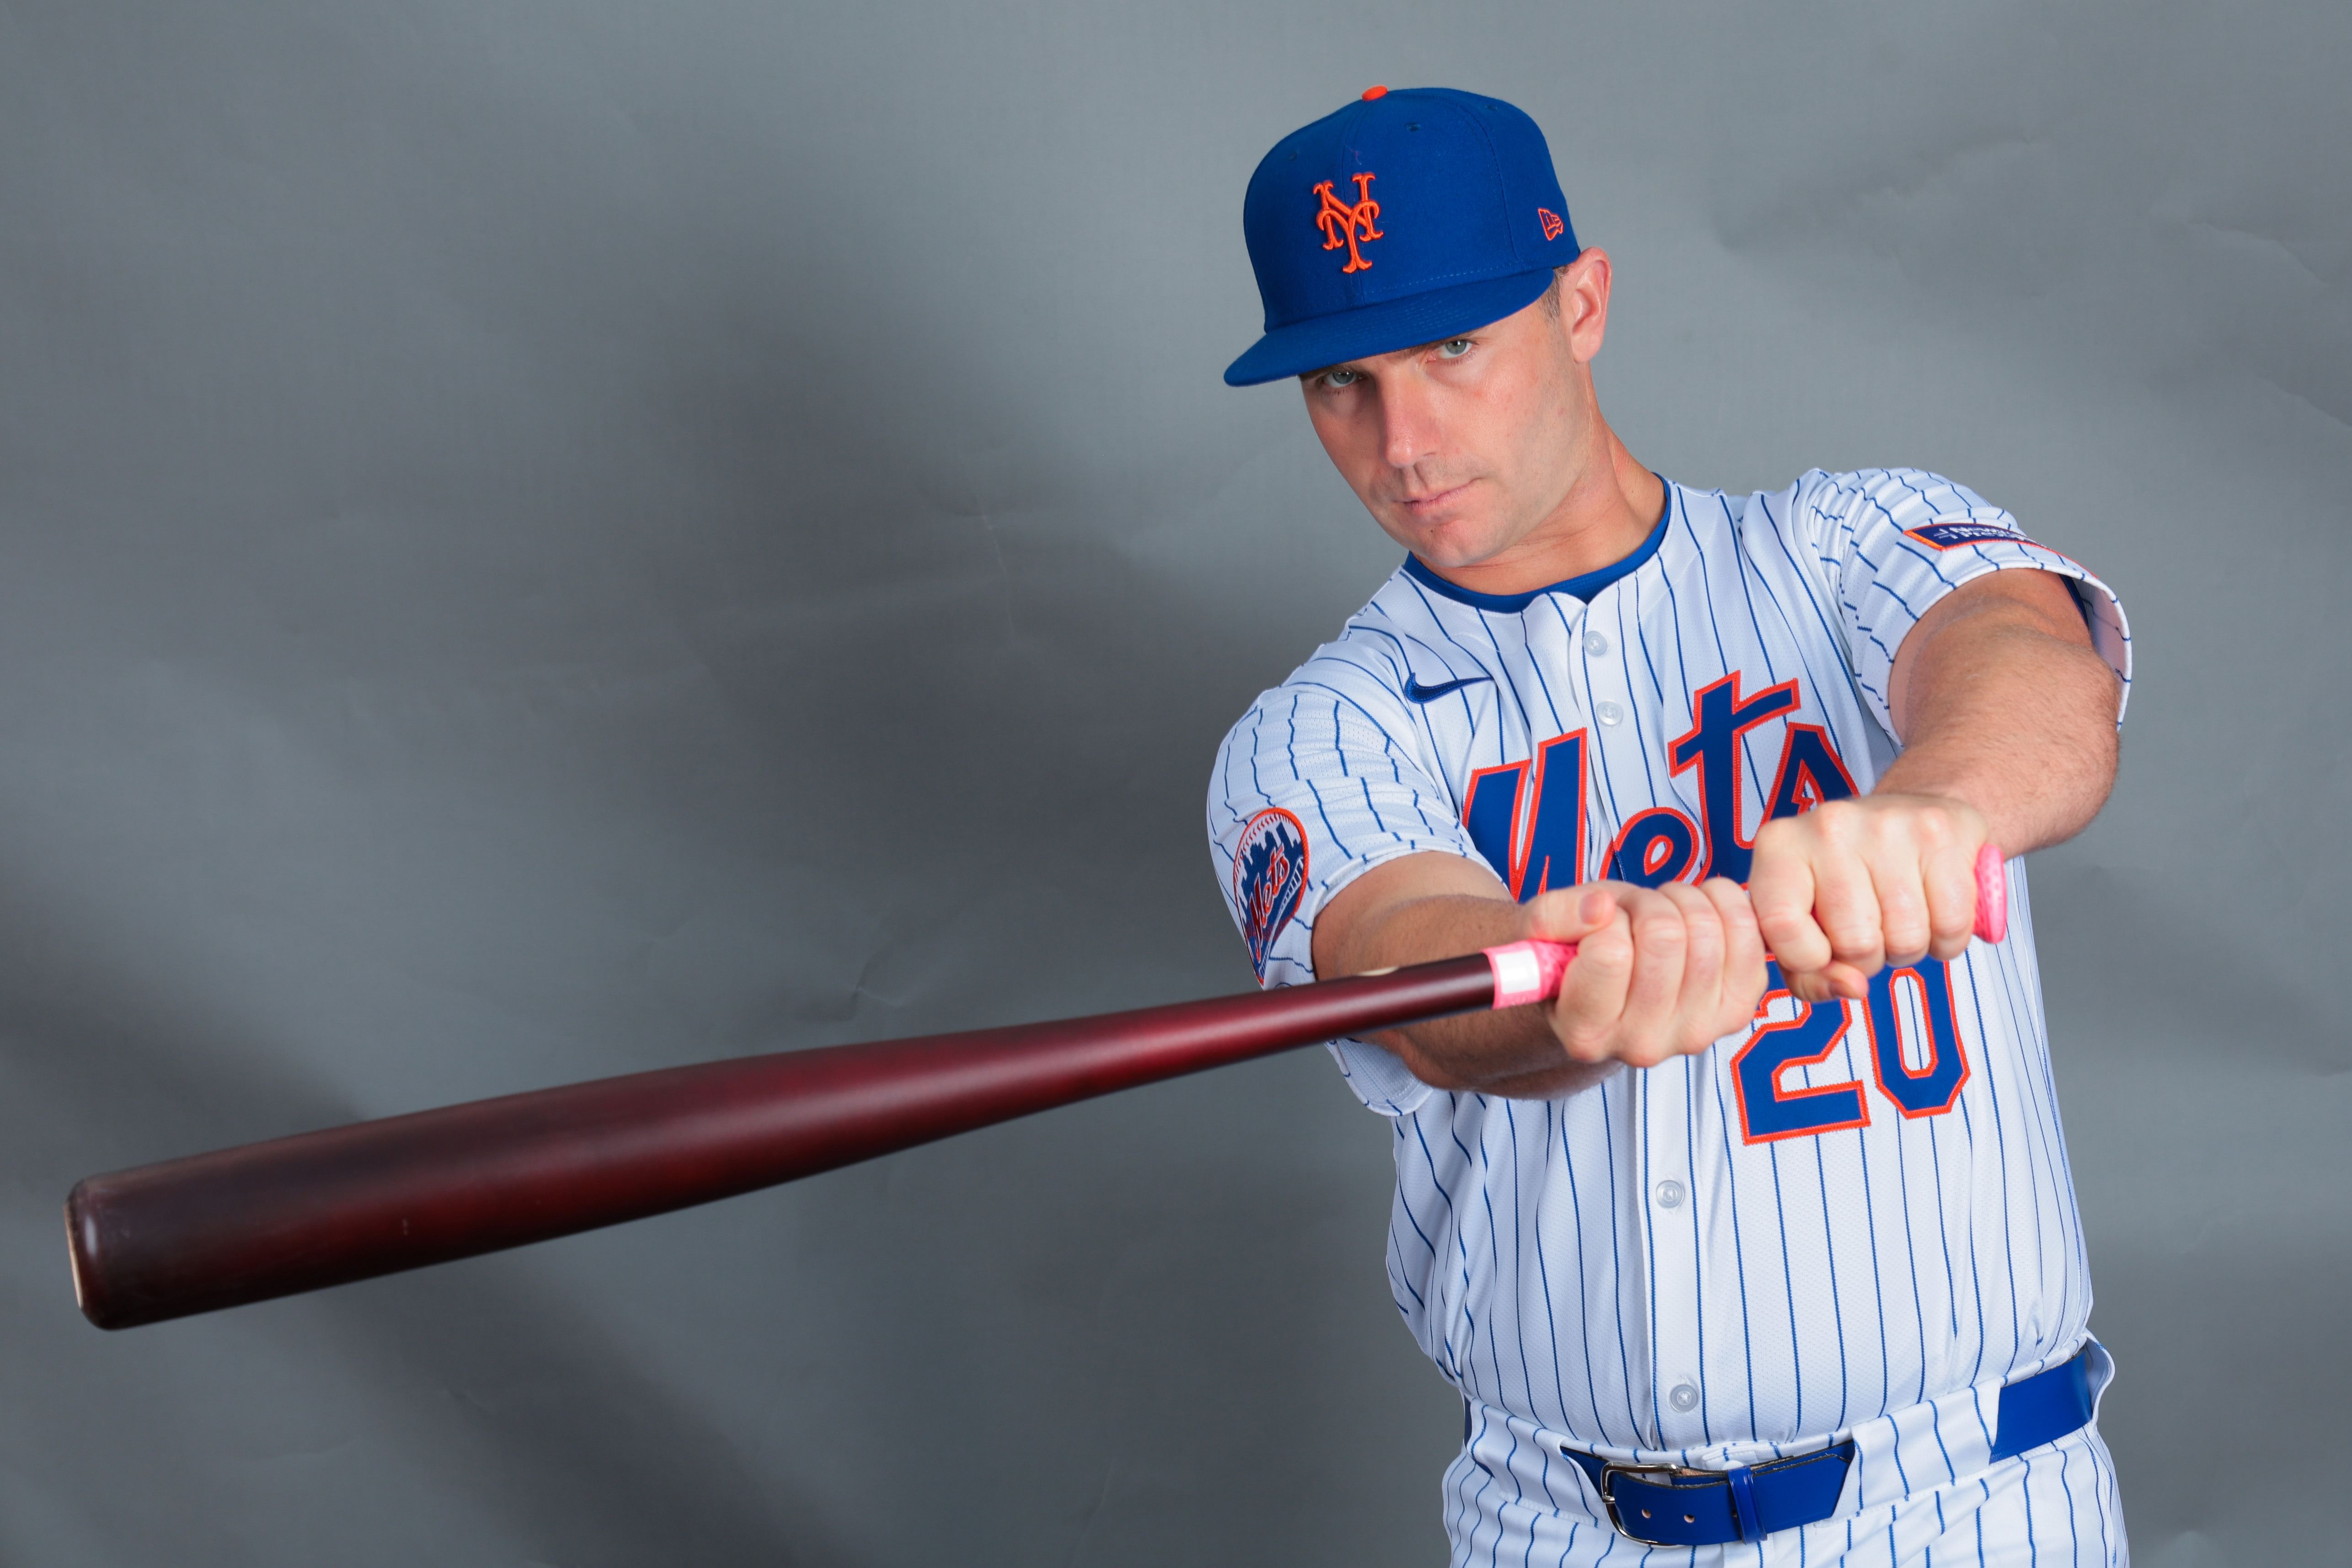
1437 338 1474 359
1322 368 1362 388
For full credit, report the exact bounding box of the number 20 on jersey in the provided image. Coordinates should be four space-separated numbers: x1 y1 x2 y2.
1733 959 1970 1143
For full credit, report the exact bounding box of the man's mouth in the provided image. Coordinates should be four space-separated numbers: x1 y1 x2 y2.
1393 480 1475 516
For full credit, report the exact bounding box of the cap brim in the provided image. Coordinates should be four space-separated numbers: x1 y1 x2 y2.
1222 268 1559 387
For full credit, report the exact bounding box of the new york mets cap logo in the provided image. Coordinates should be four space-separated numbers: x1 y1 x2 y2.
1313 173 1384 273
1234 808 1309 978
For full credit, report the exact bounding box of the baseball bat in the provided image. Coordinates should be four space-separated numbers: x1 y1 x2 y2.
65 847 2008 1331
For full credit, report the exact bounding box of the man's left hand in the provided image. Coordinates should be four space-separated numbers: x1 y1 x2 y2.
1748 794 1989 1004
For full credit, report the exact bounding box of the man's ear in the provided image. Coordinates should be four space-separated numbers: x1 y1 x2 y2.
1559 248 1612 364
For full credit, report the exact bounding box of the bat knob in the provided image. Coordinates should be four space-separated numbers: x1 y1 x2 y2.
1973 842 2008 945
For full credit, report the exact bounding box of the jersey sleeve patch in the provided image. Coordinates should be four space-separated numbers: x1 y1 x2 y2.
1234 808 1310 979
1789 468 2133 733
1906 519 2031 550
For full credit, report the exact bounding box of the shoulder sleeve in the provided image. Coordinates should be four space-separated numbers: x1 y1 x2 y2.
1206 650 1477 1117
1790 468 2133 734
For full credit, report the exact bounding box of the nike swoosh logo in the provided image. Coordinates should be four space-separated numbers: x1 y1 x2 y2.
1403 674 1493 704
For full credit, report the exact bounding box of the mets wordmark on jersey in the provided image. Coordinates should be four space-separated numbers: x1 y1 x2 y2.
1207 470 2132 1477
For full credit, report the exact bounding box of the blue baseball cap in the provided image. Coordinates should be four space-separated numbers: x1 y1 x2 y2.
1224 86 1581 387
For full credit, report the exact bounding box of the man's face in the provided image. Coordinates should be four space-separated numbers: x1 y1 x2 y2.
1299 257 1611 573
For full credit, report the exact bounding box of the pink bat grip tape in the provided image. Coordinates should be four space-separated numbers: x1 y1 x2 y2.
1972 841 2008 945
1483 939 1577 1009
1481 843 2010 1008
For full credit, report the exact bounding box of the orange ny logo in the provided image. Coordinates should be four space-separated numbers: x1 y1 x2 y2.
1313 173 1384 273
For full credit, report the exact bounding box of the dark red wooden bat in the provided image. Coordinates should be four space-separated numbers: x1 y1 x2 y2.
64 849 2007 1330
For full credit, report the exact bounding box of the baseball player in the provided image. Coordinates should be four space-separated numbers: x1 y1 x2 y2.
1208 88 2133 1563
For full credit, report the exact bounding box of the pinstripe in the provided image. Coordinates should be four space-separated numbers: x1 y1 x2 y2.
1558 1101 1613 1437
1965 947 2031 1371
1850 1130 1899 1442
2089 1429 2118 1563
1293 774 1350 854
1390 1225 1429 1307
1925 1394 1959 1488
1985 938 2074 1337
1475 1107 1537 1431
1923 994 1966 1343
1597 1080 1646 1442
2022 1445 2041 1568
1887 1085 1934 1408
1684 501 1785 831
1493 602 1573 734
1673 1061 1714 1442
1811 1131 1855 1430
1726 494 1845 710
1955 1089 1996 1402
1640 1085 1664 1445
1469 602 1545 736
1516 1100 1577 1434
1577 589 1636 828
1765 1092 1810 1436
1707 1065 1763 1439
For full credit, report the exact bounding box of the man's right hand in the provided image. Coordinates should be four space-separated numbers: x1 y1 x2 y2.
1534 878 1769 1072
1313 853 1771 1097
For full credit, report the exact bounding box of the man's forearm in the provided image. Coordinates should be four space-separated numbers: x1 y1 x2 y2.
1882 585 2121 852
1331 892 1614 1097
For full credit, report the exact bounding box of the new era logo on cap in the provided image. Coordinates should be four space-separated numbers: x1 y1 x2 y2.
1225 86 1581 386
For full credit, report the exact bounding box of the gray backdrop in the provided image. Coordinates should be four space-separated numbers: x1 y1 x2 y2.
2 2 2345 1563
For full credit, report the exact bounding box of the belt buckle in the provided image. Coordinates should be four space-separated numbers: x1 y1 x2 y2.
1597 1460 1715 1546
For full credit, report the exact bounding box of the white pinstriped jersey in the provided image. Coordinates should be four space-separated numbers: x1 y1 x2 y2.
1208 469 2133 1561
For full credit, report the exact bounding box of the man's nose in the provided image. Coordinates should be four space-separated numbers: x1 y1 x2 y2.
1380 378 1440 471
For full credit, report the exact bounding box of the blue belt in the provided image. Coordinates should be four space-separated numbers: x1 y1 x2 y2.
1556 1348 2097 1548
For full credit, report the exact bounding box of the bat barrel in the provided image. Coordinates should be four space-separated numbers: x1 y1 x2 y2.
66 954 1499 1330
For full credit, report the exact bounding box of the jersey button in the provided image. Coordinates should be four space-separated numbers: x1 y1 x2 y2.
1668 1382 1700 1413
1596 701 1624 726
1654 1179 1684 1209
1584 631 1610 657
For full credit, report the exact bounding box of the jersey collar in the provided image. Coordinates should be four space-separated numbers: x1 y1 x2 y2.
1401 479 1673 612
